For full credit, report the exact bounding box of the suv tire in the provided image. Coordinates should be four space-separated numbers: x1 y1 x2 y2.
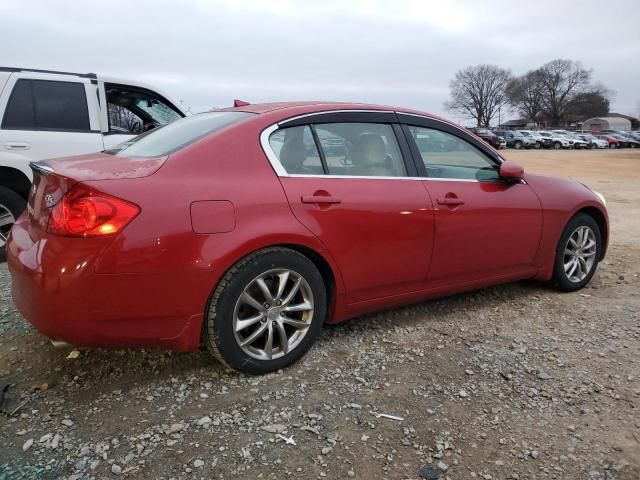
0 187 26 260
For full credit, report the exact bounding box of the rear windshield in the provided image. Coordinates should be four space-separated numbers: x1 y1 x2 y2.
105 111 254 157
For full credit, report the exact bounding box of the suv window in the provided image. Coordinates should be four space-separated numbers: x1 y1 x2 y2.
2 79 90 131
106 84 183 134
408 126 499 181
105 111 253 157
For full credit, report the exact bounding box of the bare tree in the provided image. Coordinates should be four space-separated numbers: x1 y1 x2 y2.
445 65 512 127
506 69 545 121
539 59 591 125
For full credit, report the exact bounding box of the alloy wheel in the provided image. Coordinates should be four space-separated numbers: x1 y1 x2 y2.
563 226 597 283
233 268 314 361
0 205 15 248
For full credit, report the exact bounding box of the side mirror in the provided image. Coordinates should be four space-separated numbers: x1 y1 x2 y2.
499 161 524 181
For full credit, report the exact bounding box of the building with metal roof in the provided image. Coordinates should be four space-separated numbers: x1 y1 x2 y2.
581 116 632 132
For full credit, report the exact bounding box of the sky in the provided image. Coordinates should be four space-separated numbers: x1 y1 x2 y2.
1 0 639 124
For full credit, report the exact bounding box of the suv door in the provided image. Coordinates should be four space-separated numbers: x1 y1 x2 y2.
264 112 434 304
399 115 543 288
99 83 184 150
0 74 103 161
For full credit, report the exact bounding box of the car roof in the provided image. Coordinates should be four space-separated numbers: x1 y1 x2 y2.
215 101 456 125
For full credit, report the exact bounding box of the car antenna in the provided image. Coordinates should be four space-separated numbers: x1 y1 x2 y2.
233 99 250 107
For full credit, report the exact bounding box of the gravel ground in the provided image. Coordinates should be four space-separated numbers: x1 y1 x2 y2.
1 149 639 480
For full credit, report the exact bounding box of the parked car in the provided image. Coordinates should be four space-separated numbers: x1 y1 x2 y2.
467 127 503 149
613 132 640 148
7 102 609 374
565 132 590 149
0 66 186 253
595 134 625 149
576 133 608 149
519 130 552 149
493 130 536 149
538 131 571 149
551 130 585 149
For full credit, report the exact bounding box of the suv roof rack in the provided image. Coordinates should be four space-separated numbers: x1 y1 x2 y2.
0 66 97 79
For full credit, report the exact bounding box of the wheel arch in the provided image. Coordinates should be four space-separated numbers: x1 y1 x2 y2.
576 206 608 260
204 240 343 327
278 243 338 320
0 164 32 201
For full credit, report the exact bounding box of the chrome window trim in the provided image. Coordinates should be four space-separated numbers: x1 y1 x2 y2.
259 110 506 183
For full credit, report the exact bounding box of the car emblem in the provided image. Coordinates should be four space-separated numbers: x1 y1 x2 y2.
45 194 55 205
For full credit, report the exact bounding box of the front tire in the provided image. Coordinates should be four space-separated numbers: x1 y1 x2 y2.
514 141 523 149
203 247 327 374
552 213 601 292
0 186 27 261
553 141 561 150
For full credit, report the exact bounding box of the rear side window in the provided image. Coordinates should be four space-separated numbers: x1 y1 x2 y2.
2 79 90 131
268 125 323 175
269 122 407 177
106 111 253 157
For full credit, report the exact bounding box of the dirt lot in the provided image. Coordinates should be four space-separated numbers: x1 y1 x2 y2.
1 149 639 480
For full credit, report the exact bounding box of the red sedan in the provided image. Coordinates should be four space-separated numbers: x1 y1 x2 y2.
7 102 608 374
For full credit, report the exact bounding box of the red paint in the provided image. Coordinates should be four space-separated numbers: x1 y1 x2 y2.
190 201 235 234
7 102 608 351
499 161 524 180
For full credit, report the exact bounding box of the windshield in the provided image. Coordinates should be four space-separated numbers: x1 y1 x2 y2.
105 111 254 157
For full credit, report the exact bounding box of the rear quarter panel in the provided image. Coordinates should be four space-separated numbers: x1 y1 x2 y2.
93 117 346 323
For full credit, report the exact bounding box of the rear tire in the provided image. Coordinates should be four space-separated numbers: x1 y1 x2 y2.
203 247 327 374
553 142 561 150
514 141 522 149
0 186 27 261
552 213 601 292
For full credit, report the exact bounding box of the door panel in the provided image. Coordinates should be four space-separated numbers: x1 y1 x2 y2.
423 180 542 287
400 122 543 288
280 177 434 303
0 75 103 161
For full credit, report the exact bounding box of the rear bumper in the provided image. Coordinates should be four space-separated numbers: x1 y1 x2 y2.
7 217 207 352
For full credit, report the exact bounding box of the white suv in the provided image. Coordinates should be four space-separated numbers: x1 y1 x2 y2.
0 67 186 251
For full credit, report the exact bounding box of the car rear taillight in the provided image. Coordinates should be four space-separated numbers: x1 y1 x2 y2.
48 185 139 237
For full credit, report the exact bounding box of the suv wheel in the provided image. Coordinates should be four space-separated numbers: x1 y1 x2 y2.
514 141 523 149
203 247 327 374
0 187 26 260
553 141 561 149
552 213 601 292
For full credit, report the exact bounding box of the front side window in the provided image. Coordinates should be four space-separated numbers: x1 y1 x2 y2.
105 111 253 157
408 126 499 181
2 79 90 131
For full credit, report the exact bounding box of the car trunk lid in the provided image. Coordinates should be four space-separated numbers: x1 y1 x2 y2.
27 153 164 236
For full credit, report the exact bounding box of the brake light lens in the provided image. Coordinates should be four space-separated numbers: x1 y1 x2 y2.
48 185 139 237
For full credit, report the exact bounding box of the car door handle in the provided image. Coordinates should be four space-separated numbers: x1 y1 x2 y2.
4 142 30 150
437 196 465 206
301 195 342 205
